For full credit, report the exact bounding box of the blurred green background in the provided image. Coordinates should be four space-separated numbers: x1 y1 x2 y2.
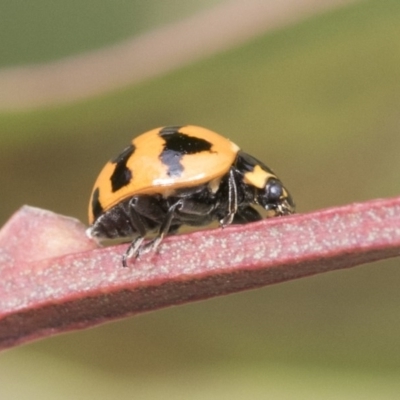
1 0 400 398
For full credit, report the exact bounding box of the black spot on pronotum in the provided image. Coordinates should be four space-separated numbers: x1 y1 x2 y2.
91 187 104 220
110 144 135 192
159 127 213 177
235 151 275 174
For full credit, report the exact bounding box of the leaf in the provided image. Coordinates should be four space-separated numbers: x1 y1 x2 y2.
1 197 400 351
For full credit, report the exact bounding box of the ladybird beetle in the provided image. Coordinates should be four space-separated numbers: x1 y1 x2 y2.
87 125 295 267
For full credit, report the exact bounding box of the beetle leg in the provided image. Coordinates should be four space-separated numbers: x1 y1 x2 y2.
232 205 262 224
123 237 145 267
220 169 238 227
138 200 184 257
122 197 148 267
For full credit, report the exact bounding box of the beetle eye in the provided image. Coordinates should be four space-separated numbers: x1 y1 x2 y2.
267 179 283 201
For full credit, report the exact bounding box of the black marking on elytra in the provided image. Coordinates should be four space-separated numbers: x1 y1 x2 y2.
159 129 213 177
111 143 136 163
159 126 183 136
91 187 104 220
110 144 135 192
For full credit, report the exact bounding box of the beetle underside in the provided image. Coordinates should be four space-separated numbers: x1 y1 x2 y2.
89 164 293 267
